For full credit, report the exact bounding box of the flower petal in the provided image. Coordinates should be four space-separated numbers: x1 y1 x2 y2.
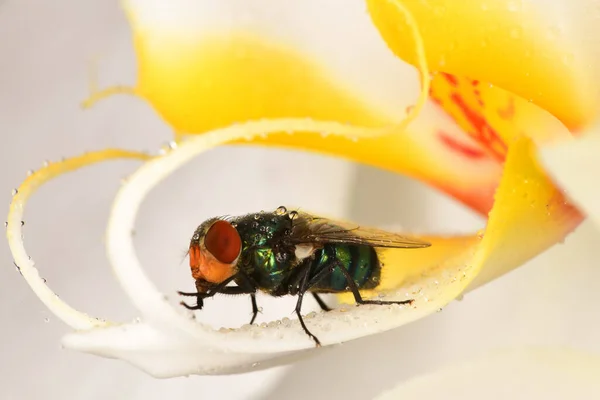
6 150 151 330
9 0 587 377
366 0 600 130
538 125 600 230
375 347 600 399
62 120 577 376
83 0 506 214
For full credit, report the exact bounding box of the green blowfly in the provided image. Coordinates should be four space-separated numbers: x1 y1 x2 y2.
179 206 431 346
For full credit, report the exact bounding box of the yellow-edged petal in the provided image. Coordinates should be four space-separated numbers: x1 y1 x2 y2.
366 0 599 131
339 136 582 302
86 1 504 214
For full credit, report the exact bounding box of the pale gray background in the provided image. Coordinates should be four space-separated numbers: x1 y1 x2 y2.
2 1 599 399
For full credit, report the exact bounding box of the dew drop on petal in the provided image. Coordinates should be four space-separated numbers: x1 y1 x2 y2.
11 188 18 196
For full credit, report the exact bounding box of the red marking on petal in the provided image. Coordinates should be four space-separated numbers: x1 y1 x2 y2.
450 93 507 161
438 130 487 160
441 72 459 87
471 80 480 86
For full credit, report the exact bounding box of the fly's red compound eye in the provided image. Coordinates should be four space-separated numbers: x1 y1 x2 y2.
204 220 241 264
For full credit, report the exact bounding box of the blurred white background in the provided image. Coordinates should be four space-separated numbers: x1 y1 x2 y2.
1 1 600 399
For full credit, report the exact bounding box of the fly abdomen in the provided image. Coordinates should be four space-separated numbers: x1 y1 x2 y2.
309 244 381 292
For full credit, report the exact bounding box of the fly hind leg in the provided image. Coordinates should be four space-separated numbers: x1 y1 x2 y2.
311 292 332 312
334 262 414 307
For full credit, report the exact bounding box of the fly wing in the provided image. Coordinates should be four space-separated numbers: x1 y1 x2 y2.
289 212 430 249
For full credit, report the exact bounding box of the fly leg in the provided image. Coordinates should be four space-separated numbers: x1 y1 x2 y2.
334 262 414 306
311 293 332 312
177 275 246 310
293 261 340 347
249 293 259 325
295 269 322 347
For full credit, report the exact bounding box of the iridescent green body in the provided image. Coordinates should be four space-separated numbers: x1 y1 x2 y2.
232 211 381 296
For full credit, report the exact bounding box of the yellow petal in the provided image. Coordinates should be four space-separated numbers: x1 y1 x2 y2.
366 0 598 130
88 2 506 214
339 136 582 303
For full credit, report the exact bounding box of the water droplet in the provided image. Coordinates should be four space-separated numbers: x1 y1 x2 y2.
44 317 50 323
11 189 18 196
168 141 178 149
251 221 259 229
251 362 259 368
275 206 287 215
258 306 264 312
20 221 24 227
26 170 34 176
254 214 261 220
42 160 50 167
288 211 298 220
42 278 47 283
3 222 7 228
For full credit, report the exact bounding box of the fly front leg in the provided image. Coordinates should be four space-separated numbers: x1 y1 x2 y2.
177 274 249 310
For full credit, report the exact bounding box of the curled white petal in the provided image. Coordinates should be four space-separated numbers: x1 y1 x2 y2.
6 151 148 330
61 119 474 377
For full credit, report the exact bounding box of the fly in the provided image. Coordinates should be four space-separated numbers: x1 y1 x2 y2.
178 206 431 347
